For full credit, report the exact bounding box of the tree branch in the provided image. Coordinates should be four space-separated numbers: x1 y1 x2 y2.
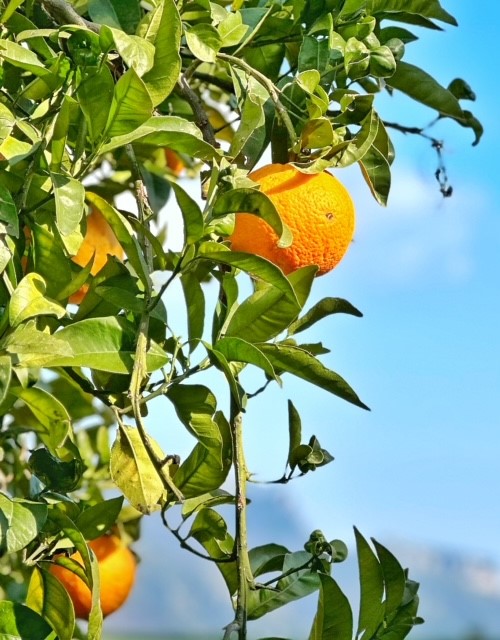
40 0 100 33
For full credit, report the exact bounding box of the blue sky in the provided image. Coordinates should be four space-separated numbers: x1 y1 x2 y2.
142 0 500 576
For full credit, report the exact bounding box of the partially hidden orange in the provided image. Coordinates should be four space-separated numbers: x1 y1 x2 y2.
69 207 124 304
164 148 184 176
229 163 355 276
50 534 137 619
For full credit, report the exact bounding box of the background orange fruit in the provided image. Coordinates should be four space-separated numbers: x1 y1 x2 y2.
69 208 124 304
50 534 136 619
229 163 355 276
164 148 184 176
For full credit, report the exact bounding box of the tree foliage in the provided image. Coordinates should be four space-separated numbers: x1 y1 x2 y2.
0 0 480 638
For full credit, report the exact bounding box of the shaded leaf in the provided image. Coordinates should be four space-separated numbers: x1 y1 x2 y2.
0 494 48 554
355 527 385 638
259 343 369 410
0 601 52 639
288 298 363 336
308 573 353 640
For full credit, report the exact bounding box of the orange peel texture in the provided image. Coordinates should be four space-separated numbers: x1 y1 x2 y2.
50 534 137 619
229 163 356 275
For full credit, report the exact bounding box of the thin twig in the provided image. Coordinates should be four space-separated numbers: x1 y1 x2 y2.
176 74 219 148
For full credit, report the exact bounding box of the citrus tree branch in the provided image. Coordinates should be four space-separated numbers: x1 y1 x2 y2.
125 145 184 503
217 52 298 155
40 0 100 32
228 393 254 640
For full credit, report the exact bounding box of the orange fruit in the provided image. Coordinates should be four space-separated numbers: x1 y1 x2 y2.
229 163 355 275
164 148 184 176
50 534 136 619
69 207 124 304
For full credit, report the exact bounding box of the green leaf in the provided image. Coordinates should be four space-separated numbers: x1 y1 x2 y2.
214 337 277 380
101 116 218 161
249 543 289 578
0 601 52 639
76 497 124 540
287 400 302 471
212 187 292 248
50 95 75 173
85 192 150 287
88 0 141 34
1 0 27 23
110 424 168 514
51 172 85 238
168 386 232 498
76 65 115 145
17 387 71 451
181 489 235 520
26 566 75 640
247 551 321 619
185 23 222 63
105 68 153 138
367 0 457 26
0 494 48 554
139 0 182 106
0 182 18 236
373 539 406 620
355 527 385 638
9 273 67 327
218 11 249 47
288 297 363 336
181 272 205 351
188 507 237 595
0 39 50 76
100 26 155 76
308 573 353 640
1 322 74 369
258 343 369 410
387 61 464 119
224 265 314 343
170 181 205 245
0 354 11 406
42 317 168 374
28 448 83 492
48 509 103 636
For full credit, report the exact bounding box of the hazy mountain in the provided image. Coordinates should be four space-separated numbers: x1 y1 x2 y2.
105 488 500 639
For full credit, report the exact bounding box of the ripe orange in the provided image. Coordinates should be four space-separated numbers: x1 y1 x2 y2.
69 207 124 304
229 163 355 275
50 534 136 619
164 148 184 176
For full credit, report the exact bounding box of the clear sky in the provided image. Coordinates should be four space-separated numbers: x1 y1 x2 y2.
144 0 500 576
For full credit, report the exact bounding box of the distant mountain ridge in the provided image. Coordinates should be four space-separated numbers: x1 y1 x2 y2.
105 489 500 639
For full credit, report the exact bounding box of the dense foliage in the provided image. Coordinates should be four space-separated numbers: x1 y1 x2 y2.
0 0 480 639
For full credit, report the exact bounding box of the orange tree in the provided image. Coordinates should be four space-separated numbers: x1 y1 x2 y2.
0 1 481 639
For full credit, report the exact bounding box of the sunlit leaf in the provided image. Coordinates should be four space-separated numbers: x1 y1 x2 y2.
110 424 167 514
9 273 67 327
355 527 385 638
140 0 182 105
105 68 153 138
288 297 363 336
